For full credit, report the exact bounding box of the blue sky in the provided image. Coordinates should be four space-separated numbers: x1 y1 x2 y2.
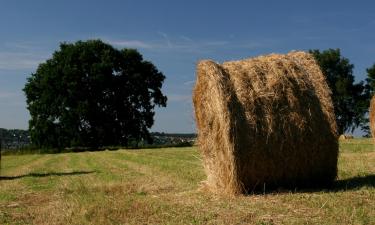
0 1 375 133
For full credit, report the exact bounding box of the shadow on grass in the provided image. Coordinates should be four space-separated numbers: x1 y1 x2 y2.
245 174 375 195
0 171 96 180
287 175 375 194
291 175 375 194
333 174 375 191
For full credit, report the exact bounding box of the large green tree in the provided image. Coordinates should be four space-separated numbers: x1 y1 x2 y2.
24 40 167 149
309 49 368 134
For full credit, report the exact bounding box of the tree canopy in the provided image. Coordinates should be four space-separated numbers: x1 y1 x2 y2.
365 63 375 95
309 49 368 134
24 40 167 149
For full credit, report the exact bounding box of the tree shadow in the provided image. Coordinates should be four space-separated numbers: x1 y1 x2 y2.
0 171 96 180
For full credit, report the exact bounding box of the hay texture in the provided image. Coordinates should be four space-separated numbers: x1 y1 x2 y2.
369 95 375 138
193 51 338 195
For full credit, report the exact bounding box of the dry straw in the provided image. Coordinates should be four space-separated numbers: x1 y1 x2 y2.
193 51 339 195
369 95 375 138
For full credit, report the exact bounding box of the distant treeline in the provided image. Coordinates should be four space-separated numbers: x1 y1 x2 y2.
151 132 197 138
0 128 30 149
0 128 196 150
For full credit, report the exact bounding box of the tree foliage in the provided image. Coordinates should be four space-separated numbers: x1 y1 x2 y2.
361 63 375 136
365 63 375 95
24 40 167 149
309 49 368 134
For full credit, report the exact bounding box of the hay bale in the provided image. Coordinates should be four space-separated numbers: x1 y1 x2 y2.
370 96 375 138
339 134 353 140
193 51 339 195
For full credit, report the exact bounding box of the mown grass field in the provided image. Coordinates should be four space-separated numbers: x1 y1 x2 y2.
0 139 374 225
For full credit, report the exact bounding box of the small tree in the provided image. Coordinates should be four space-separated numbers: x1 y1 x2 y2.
310 49 368 134
24 40 167 149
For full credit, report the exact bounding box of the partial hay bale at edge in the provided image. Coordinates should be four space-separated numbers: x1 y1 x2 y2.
339 134 354 140
369 96 375 138
193 51 339 195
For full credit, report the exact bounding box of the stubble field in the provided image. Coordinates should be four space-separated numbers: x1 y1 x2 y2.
0 139 374 224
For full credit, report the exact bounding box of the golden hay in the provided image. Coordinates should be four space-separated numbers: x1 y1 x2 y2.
369 95 375 138
193 51 339 195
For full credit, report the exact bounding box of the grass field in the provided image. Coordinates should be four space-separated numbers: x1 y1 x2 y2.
0 139 374 225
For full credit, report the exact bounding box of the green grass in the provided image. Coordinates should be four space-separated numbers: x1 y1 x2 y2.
0 140 374 224
339 138 374 153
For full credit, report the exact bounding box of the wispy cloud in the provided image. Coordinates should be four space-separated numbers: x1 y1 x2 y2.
0 91 18 99
168 94 192 102
0 41 50 70
236 41 264 49
0 52 47 70
4 41 44 51
158 31 172 48
158 33 230 53
183 80 195 86
179 35 193 42
0 91 25 107
0 35 265 72
107 32 234 54
108 40 155 49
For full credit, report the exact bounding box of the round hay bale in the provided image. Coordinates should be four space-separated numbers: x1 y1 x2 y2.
193 51 339 195
369 95 375 138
